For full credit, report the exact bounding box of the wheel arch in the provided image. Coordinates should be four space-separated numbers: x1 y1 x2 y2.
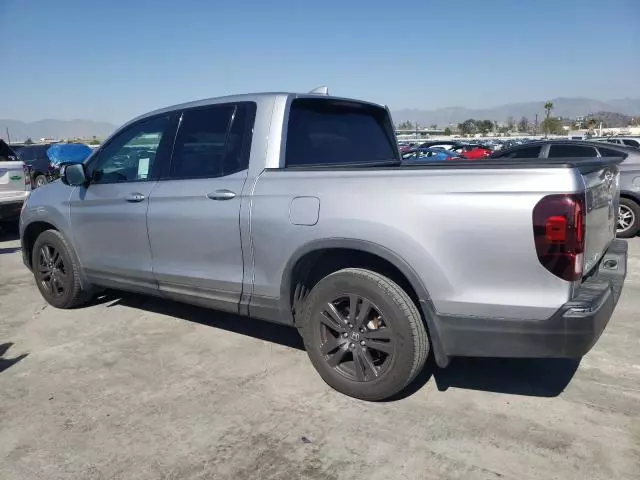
22 220 90 289
620 190 640 204
280 238 449 367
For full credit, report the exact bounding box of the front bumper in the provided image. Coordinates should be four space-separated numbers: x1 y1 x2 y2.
434 239 628 359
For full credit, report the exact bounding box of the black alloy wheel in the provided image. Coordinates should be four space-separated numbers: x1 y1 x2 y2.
299 268 429 401
31 229 90 309
318 294 394 382
36 244 68 298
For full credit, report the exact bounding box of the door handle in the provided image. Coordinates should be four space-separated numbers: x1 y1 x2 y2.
125 193 145 203
206 189 236 200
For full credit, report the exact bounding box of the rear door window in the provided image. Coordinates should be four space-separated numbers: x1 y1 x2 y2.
548 145 598 158
622 139 640 148
169 102 256 179
285 98 398 167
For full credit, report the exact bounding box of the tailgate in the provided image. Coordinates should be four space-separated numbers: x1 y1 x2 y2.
0 160 28 196
582 163 619 276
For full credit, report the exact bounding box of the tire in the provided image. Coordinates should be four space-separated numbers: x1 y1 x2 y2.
34 174 48 188
617 198 640 238
31 229 89 309
298 268 429 401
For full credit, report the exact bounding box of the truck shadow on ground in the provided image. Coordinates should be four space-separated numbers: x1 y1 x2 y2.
0 343 28 374
107 293 305 351
107 293 580 400
428 356 580 398
0 225 20 254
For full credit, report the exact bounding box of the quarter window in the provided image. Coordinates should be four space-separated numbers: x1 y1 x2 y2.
597 147 625 157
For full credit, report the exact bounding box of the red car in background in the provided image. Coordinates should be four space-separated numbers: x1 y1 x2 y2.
418 141 492 159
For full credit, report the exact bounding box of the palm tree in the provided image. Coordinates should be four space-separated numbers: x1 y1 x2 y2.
544 102 554 121
543 102 554 137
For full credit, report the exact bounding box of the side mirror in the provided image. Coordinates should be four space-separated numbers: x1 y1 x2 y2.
61 163 88 186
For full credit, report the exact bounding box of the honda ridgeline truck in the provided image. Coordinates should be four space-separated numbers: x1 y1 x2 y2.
19 90 627 400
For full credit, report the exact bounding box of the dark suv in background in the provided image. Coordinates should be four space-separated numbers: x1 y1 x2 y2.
10 144 56 188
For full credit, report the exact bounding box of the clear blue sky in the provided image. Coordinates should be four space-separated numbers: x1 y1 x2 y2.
1 0 639 124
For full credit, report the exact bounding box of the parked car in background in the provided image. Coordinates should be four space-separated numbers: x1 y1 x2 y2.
0 139 31 228
594 137 640 149
492 140 640 238
10 143 56 188
418 141 492 159
398 142 417 153
20 91 627 401
11 143 93 188
46 143 93 169
401 147 462 161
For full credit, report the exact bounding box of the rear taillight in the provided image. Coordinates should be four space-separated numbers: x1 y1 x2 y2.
532 193 585 282
23 165 31 185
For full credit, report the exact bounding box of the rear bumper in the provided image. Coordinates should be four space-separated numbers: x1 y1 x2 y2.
433 239 628 359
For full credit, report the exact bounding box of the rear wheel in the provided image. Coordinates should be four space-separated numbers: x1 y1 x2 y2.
617 198 640 238
298 268 429 401
32 230 89 308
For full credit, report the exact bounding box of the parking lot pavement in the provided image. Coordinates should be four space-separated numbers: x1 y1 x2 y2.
0 230 638 480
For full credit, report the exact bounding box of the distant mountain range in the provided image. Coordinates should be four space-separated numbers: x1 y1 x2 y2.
1 119 117 143
2 97 639 141
392 97 640 127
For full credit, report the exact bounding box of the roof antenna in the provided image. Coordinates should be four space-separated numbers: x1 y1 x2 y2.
309 85 329 95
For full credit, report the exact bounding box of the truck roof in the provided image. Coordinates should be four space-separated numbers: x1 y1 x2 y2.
128 91 386 129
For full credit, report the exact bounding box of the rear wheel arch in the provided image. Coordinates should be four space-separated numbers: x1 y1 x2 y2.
620 191 640 204
280 239 449 367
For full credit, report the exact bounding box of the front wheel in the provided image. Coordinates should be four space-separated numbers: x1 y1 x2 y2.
298 268 429 401
32 230 89 308
617 198 640 238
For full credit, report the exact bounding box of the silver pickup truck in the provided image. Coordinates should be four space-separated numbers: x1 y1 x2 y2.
20 91 628 400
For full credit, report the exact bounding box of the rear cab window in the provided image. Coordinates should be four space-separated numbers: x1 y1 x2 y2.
548 145 597 158
498 146 542 159
284 98 398 167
